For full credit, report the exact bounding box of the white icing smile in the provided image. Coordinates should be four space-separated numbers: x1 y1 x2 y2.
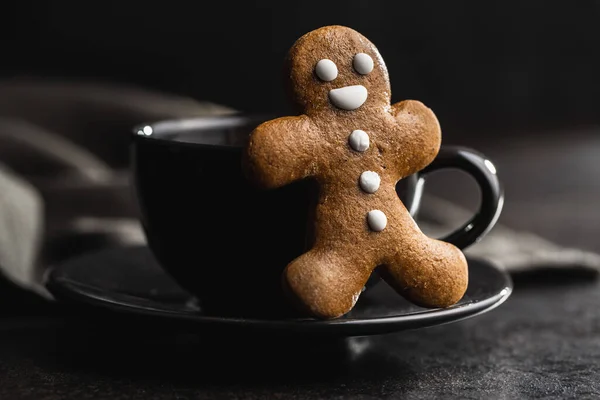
329 85 368 110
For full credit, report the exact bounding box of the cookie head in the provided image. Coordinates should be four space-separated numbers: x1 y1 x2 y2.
286 25 391 114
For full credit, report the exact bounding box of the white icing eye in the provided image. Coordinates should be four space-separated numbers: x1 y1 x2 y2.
353 53 374 75
315 59 338 81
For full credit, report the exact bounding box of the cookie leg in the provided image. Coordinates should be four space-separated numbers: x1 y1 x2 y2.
380 234 468 308
283 248 372 319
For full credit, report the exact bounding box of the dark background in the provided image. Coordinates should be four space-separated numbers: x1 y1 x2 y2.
3 0 600 136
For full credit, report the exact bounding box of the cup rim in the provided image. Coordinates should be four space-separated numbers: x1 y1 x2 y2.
131 112 275 150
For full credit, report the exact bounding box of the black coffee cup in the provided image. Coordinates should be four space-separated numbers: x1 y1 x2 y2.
131 114 503 318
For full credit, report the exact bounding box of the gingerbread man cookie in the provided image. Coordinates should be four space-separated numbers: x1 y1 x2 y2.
243 25 468 319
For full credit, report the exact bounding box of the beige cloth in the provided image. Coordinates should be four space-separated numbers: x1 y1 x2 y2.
0 78 597 301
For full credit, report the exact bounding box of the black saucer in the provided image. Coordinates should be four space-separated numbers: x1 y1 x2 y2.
45 246 512 337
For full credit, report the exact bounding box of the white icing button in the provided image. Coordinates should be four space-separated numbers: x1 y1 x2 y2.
367 210 387 232
353 53 374 75
359 171 380 194
329 85 368 110
315 59 338 81
348 130 369 152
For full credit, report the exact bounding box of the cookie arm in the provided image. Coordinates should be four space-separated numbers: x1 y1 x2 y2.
243 115 319 189
390 100 442 178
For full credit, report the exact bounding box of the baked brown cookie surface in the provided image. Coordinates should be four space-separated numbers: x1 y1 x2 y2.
243 25 468 319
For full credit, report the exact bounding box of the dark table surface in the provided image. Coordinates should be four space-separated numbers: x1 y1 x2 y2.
1 127 600 399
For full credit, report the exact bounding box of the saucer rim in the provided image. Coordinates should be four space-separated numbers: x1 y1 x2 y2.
45 250 513 336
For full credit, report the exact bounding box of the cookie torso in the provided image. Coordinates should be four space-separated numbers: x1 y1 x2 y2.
309 109 418 261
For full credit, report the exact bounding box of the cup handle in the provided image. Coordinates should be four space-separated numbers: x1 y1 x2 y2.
410 146 504 250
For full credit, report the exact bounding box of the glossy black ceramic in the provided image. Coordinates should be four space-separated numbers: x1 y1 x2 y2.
130 114 503 318
45 246 512 337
